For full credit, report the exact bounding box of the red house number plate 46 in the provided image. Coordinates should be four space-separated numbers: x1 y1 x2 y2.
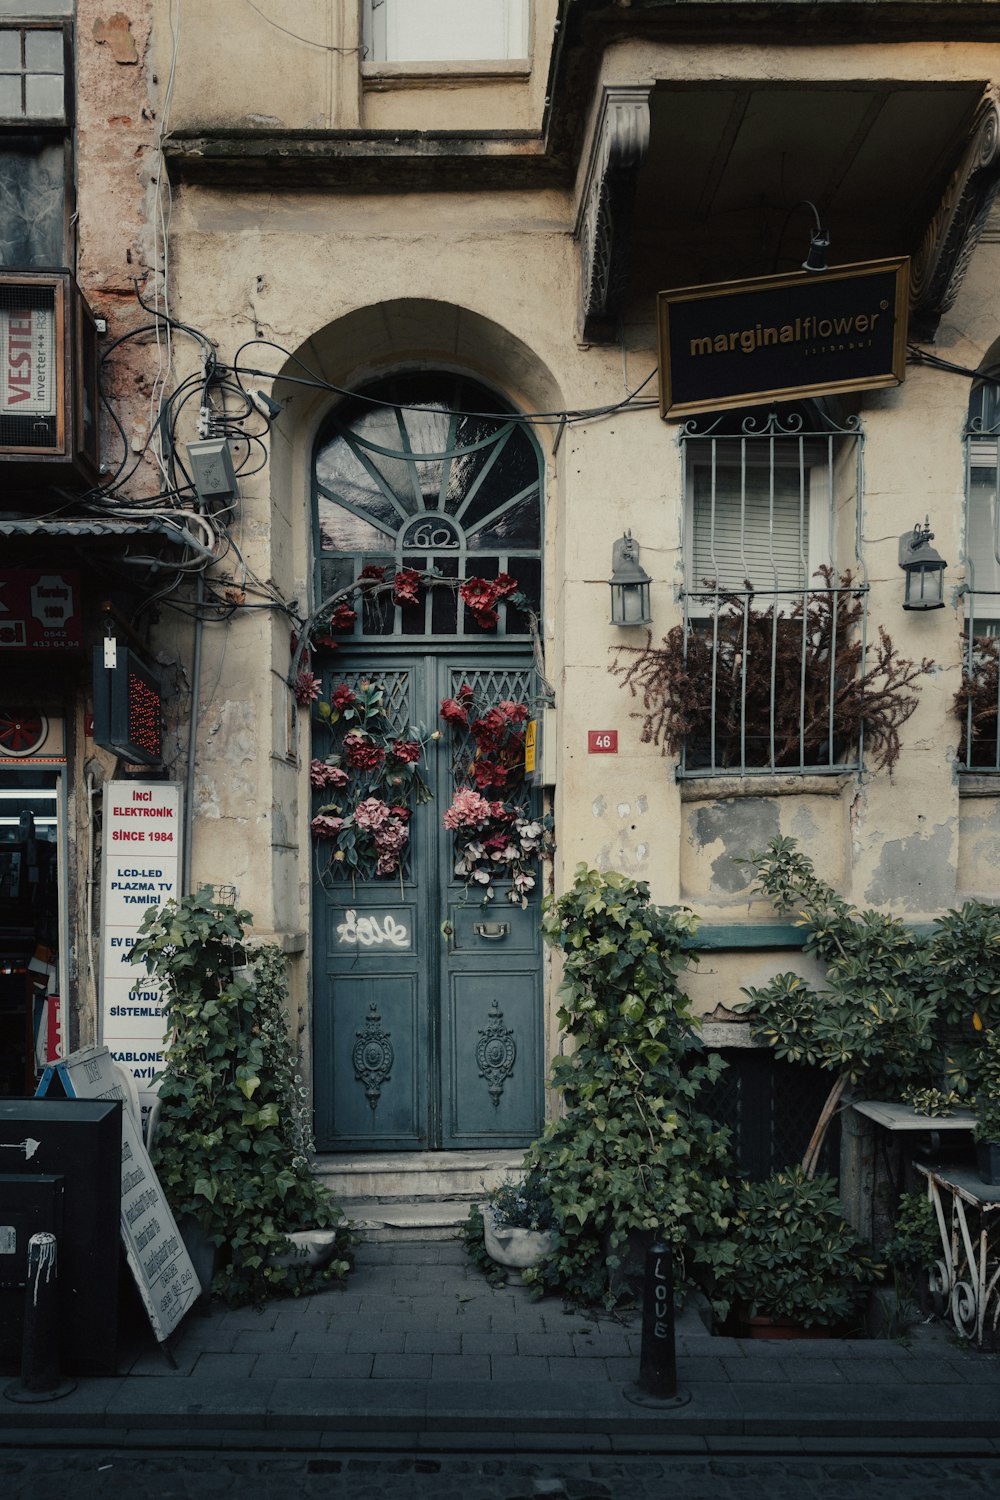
588 730 618 753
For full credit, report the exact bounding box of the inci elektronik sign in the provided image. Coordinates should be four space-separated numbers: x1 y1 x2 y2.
657 257 909 419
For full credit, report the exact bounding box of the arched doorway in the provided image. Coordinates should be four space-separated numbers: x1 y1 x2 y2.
310 373 546 1151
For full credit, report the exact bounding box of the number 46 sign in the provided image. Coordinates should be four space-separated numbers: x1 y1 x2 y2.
588 730 618 753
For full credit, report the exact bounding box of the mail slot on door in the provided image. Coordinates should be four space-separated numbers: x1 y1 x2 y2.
448 902 536 953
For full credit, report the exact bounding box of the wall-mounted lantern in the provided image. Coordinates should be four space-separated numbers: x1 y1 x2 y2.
609 531 651 626
899 519 947 611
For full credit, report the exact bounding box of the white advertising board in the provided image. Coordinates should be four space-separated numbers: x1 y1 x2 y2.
36 1045 202 1342
100 780 182 1118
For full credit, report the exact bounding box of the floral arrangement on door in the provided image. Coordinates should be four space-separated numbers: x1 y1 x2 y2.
439 683 551 907
304 566 551 901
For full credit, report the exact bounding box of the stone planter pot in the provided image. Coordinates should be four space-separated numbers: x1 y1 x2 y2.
269 1228 344 1270
976 1140 1000 1186
481 1206 555 1274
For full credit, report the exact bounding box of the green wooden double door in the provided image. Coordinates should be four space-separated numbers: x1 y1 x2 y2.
312 648 544 1151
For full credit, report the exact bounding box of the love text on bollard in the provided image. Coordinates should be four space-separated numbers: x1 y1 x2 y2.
624 1234 691 1409
640 1237 677 1397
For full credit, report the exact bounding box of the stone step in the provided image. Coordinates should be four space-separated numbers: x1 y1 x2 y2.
337 1198 473 1243
314 1149 525 1203
315 1150 527 1242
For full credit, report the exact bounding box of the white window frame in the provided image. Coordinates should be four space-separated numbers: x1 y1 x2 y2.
0 23 66 126
965 438 1000 631
364 0 530 65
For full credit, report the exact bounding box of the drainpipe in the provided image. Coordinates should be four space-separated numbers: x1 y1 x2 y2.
181 572 204 894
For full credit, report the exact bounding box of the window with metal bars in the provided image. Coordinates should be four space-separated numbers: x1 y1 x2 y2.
678 406 865 777
959 374 1000 770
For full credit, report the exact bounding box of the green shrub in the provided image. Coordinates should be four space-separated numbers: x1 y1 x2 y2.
131 887 352 1306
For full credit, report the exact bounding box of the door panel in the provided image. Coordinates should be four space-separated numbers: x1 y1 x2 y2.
313 648 543 1151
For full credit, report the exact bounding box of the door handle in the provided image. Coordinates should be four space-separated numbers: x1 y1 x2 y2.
474 921 510 940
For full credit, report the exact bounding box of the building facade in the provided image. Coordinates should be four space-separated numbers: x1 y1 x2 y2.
6 1 1000 1187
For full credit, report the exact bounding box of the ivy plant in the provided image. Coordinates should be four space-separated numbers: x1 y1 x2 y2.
521 865 736 1307
130 887 351 1307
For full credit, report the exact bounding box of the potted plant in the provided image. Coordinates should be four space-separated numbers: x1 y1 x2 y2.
973 1029 1000 1185
130 887 352 1307
480 1170 557 1274
709 1168 883 1336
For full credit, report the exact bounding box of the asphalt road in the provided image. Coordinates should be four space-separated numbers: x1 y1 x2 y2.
2 1446 1000 1499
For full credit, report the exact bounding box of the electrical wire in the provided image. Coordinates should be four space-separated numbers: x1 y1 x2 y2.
240 0 366 55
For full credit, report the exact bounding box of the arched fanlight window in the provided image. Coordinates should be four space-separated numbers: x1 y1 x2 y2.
312 373 543 639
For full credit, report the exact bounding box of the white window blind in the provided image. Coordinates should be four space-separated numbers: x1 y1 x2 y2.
966 451 1000 624
690 465 810 594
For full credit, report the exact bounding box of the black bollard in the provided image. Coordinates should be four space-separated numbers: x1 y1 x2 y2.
623 1233 691 1409
3 1231 76 1403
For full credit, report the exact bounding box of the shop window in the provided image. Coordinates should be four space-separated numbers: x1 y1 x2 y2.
364 0 529 63
959 374 1000 769
678 407 865 776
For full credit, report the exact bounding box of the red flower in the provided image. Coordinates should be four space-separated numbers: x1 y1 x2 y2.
344 733 385 771
492 573 519 599
329 603 357 631
440 697 470 727
331 684 357 711
497 700 528 724
473 758 506 790
459 577 502 629
392 568 423 607
294 671 322 705
359 564 386 583
391 739 422 764
389 805 411 822
312 633 339 651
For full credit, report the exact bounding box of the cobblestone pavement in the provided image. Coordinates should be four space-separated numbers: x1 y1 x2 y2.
2 1446 1000 1500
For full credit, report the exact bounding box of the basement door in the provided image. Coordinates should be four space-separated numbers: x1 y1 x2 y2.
312 649 544 1151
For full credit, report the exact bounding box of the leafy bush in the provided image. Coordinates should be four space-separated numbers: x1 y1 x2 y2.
521 865 735 1307
131 887 351 1307
709 1168 882 1329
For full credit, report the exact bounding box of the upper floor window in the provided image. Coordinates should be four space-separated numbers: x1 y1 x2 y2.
364 0 529 64
677 407 865 777
959 373 1000 770
0 26 66 124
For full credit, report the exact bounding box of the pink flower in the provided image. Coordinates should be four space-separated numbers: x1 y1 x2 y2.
443 787 493 831
309 760 349 789
311 813 344 838
294 671 322 705
374 815 410 875
353 797 392 831
331 684 357 711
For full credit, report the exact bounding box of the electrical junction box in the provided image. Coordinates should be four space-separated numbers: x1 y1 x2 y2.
526 706 557 788
186 437 237 501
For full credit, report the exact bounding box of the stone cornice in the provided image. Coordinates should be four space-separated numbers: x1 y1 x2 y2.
910 90 1000 341
575 86 651 343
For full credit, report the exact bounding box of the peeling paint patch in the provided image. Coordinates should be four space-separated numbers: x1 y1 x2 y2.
791 805 820 842
592 795 607 818
692 799 781 894
865 822 955 911
93 13 139 64
636 795 649 815
617 802 630 818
